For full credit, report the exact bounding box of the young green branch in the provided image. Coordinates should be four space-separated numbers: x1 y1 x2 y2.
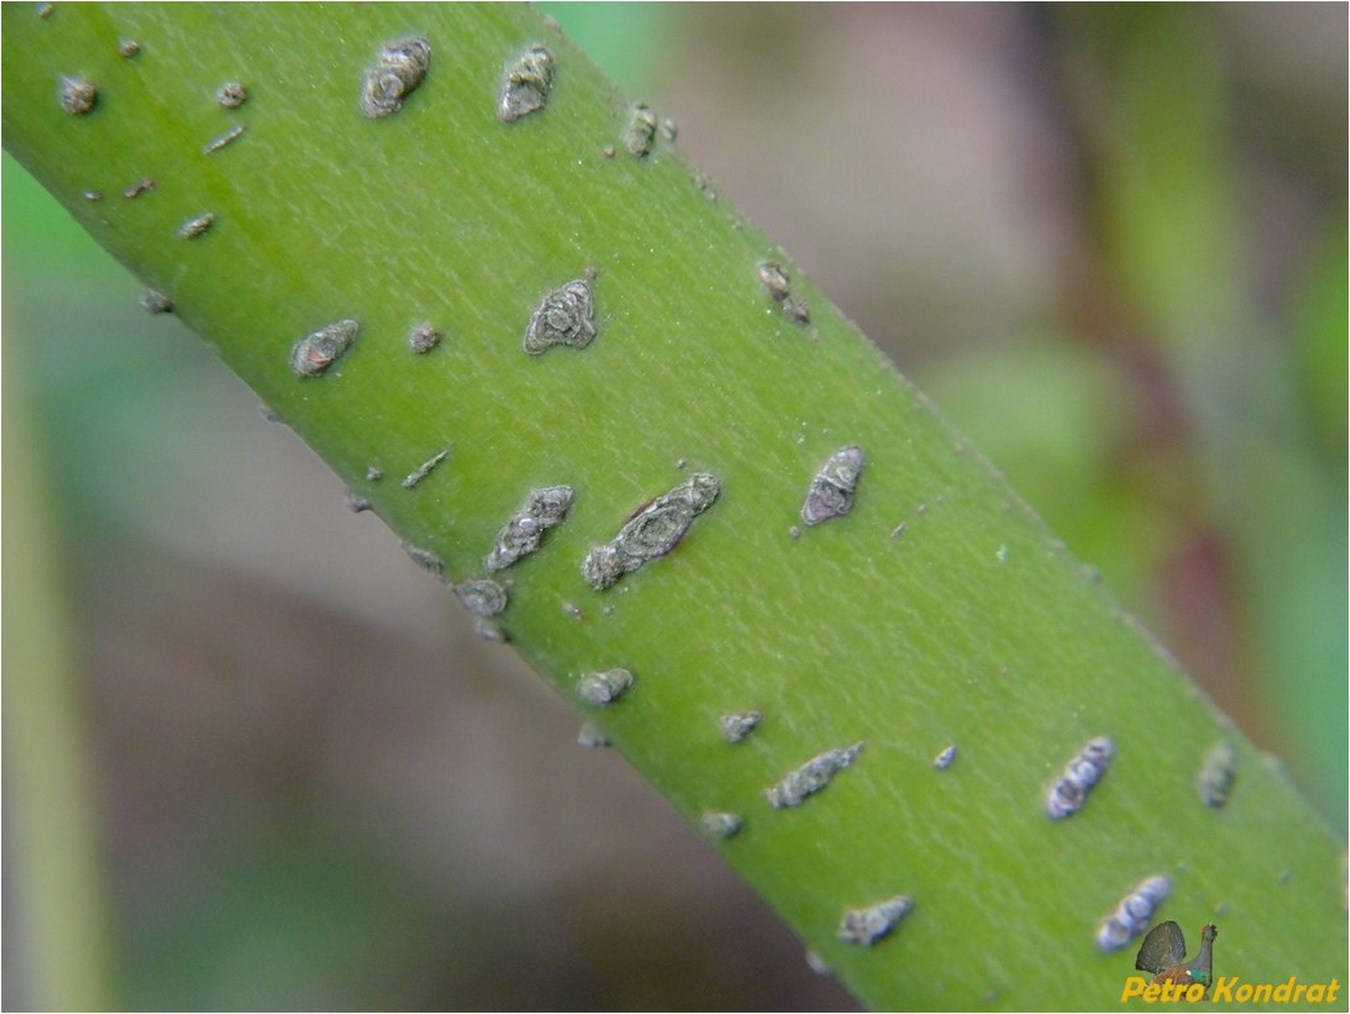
3 4 1344 1008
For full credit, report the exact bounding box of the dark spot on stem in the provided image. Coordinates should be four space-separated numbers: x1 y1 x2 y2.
485 485 573 571
202 124 246 155
1045 735 1113 820
1096 875 1169 952
59 76 97 115
402 542 444 576
408 322 440 354
497 43 554 122
582 473 720 591
176 212 216 240
523 277 596 354
766 742 864 809
801 446 864 526
623 103 657 157
1197 741 1236 809
216 81 247 109
838 895 913 946
401 448 449 489
453 579 508 618
359 36 430 118
138 288 173 314
290 319 359 378
721 711 761 743
577 668 633 706
700 812 743 839
122 179 154 200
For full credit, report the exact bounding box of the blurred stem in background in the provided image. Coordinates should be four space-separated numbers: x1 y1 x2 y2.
3 331 117 1009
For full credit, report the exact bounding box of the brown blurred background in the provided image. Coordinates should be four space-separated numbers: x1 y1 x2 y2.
4 5 1345 1010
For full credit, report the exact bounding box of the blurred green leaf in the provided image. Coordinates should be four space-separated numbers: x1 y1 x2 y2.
121 828 444 1011
1290 218 1349 460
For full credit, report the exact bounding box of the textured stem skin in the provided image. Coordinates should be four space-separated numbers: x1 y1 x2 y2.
3 5 1344 1009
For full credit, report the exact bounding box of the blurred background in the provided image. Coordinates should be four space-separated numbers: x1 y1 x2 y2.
3 4 1344 1010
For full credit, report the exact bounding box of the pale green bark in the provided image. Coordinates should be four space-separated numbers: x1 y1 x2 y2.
3 4 1344 1009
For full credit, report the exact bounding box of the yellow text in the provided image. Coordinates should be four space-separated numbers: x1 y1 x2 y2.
1121 976 1342 1004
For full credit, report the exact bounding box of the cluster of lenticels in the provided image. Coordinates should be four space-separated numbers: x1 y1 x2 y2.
49 11 1245 972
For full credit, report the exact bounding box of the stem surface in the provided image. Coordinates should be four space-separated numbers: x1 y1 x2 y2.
3 5 1344 1009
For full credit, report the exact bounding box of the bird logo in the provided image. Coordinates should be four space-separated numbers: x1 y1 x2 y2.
1135 921 1218 997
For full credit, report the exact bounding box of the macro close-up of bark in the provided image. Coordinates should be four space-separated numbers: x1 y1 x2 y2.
3 4 1345 1010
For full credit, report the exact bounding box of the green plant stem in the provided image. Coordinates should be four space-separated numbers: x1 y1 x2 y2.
3 5 1344 1009
3 340 117 1011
